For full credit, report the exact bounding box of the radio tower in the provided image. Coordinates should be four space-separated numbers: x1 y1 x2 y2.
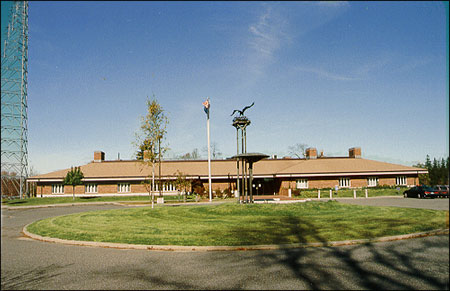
1 1 29 199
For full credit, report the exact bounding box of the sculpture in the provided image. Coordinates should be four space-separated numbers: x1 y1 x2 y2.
231 102 255 117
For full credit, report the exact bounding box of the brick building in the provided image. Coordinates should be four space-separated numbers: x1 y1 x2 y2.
27 147 427 197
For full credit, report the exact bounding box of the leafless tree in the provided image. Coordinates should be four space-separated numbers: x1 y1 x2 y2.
178 148 200 160
288 143 309 159
202 142 222 159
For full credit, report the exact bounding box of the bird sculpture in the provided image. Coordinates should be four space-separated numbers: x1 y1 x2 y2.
231 102 255 117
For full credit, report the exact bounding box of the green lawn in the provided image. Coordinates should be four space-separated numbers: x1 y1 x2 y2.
1 195 224 206
2 188 405 207
295 188 405 198
26 201 448 246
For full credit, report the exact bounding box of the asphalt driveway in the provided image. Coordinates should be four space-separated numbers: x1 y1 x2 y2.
1 199 449 290
335 196 449 211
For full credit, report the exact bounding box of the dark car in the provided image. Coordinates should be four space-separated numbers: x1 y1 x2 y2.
435 185 449 198
403 185 440 199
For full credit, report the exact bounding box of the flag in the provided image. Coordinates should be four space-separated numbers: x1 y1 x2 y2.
202 98 210 115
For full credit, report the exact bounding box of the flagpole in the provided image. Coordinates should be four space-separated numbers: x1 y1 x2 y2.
206 100 212 202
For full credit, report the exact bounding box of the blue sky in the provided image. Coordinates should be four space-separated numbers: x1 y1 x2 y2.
15 1 450 174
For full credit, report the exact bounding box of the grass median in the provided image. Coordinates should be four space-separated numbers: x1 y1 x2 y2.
1 195 225 206
26 201 448 246
2 188 405 207
294 188 405 198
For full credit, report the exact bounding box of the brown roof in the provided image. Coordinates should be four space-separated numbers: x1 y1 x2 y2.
28 157 427 182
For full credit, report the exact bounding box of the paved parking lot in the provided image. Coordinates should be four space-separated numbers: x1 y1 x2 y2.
335 196 449 211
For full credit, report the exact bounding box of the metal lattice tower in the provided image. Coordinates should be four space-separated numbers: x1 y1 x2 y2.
1 1 29 199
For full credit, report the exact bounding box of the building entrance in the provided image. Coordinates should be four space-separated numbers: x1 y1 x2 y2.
251 178 281 196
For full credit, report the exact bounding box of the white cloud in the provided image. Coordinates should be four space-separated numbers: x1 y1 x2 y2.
316 1 349 7
248 9 279 57
296 66 359 81
353 57 390 77
296 55 392 81
246 5 288 76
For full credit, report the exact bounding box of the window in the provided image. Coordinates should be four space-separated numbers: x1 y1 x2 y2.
163 182 175 191
367 177 378 187
85 183 98 193
296 179 308 189
118 183 130 193
396 176 407 186
339 178 350 188
52 184 64 194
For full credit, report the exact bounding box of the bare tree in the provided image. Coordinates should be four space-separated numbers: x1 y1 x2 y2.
288 143 309 159
28 166 39 197
178 148 200 160
1 171 19 198
202 142 222 159
178 152 192 160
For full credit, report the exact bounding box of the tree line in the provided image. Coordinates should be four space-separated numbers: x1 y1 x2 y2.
414 155 449 186
175 143 222 160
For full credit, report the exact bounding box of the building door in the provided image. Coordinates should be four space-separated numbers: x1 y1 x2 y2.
252 178 281 195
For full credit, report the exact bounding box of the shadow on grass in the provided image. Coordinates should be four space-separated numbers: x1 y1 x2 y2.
3 200 26 205
230 214 448 289
75 213 448 290
87 215 448 289
13 203 445 290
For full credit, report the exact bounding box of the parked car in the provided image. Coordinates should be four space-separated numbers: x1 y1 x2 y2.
403 185 440 199
435 185 449 198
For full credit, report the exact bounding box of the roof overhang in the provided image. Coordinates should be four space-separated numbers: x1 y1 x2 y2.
272 170 428 178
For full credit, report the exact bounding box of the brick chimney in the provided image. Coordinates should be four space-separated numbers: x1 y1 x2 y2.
349 147 361 158
305 147 317 160
94 151 105 162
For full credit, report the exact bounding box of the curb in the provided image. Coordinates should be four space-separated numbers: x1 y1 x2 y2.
22 224 449 252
